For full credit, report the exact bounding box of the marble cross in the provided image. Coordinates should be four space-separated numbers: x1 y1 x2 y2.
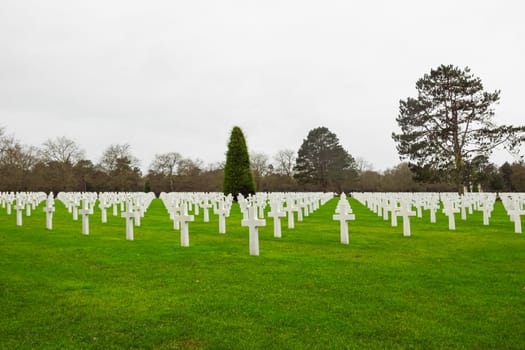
121 200 135 240
241 206 266 256
267 201 286 238
333 209 355 244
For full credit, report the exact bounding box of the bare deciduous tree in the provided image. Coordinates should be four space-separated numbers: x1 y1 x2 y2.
273 149 296 177
250 152 271 178
149 152 182 191
177 158 203 177
99 143 140 172
0 130 38 191
355 157 374 173
0 132 37 170
39 136 85 164
150 152 182 176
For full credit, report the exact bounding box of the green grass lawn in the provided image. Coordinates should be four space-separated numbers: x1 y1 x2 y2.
1 197 524 349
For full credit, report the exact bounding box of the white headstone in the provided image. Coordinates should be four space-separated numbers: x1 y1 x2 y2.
173 208 195 247
121 200 135 240
332 210 355 244
215 204 228 234
99 198 108 223
241 206 266 256
15 200 24 226
443 202 460 230
398 202 416 237
43 194 55 230
72 205 79 221
79 198 91 235
201 200 211 222
285 199 295 229
267 202 286 238
509 203 524 234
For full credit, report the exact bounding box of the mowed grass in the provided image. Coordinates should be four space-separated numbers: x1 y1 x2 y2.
1 197 524 349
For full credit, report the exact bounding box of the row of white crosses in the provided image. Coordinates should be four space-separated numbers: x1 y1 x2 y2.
239 192 332 255
0 192 16 215
239 192 331 236
353 192 417 236
116 193 156 240
0 192 47 226
158 192 332 255
57 192 97 234
160 193 194 246
159 192 234 246
95 192 154 224
352 192 506 235
500 193 525 233
56 192 155 238
478 194 497 226
440 192 498 229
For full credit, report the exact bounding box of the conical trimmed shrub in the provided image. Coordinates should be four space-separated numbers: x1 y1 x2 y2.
223 126 256 199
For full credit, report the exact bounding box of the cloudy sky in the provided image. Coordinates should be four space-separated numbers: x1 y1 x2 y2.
1 0 524 171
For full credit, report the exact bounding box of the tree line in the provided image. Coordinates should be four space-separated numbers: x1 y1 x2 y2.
2 64 525 194
1 124 524 194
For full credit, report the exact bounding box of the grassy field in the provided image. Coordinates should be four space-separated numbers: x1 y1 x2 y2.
1 196 524 349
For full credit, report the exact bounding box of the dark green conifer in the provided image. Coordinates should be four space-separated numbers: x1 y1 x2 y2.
223 126 256 199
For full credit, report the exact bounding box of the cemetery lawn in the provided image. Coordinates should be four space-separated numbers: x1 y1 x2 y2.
1 198 525 350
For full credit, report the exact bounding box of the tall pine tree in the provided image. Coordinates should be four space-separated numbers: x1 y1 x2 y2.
294 126 356 192
223 126 256 199
393 65 525 193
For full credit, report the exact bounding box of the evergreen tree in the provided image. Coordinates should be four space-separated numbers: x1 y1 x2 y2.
392 64 525 193
294 126 356 191
500 162 514 191
223 126 256 198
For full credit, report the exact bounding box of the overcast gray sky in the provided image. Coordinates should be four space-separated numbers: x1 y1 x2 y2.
1 0 524 171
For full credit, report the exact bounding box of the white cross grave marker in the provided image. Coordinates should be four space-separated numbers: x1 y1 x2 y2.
215 203 228 234
121 200 135 240
241 206 266 256
99 198 108 223
15 200 24 226
72 204 79 221
79 198 91 235
510 201 525 234
398 202 416 237
332 208 355 244
427 201 439 224
443 202 460 230
134 203 142 227
285 199 296 229
201 200 211 223
173 209 195 247
26 202 32 217
480 201 493 226
390 202 400 227
43 194 55 230
113 201 119 216
267 202 286 238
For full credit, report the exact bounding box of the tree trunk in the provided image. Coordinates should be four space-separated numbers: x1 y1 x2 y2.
452 109 464 194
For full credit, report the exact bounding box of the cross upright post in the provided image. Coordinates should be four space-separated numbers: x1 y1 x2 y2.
268 201 286 238
241 206 266 256
332 209 355 244
79 198 91 235
121 200 135 240
173 208 195 247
